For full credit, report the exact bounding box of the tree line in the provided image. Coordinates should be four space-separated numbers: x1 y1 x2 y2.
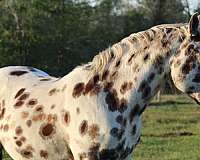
0 0 199 76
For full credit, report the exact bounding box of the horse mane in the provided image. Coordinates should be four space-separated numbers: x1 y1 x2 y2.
83 23 188 79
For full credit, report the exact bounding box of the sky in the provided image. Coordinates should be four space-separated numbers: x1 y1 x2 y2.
89 0 199 12
188 0 199 11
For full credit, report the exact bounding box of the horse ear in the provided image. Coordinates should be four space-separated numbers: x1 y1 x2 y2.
189 12 200 36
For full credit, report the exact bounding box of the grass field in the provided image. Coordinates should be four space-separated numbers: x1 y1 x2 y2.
2 95 200 160
134 95 200 160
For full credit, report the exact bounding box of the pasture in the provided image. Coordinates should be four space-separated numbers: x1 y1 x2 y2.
3 95 200 160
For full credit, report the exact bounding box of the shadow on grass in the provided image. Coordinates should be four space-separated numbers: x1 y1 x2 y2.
143 131 194 138
149 100 193 107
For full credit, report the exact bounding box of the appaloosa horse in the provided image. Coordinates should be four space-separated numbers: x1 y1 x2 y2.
0 13 200 160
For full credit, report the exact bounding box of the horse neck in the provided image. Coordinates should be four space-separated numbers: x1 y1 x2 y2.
87 24 187 107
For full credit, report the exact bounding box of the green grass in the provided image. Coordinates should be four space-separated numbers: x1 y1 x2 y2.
134 95 200 160
3 95 200 160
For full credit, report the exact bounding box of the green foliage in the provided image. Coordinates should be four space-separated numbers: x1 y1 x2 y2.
137 0 187 25
0 0 191 76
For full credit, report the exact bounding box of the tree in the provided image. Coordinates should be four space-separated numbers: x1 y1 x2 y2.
0 0 188 77
137 0 187 26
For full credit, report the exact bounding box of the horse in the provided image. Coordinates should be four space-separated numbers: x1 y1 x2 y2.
0 12 200 160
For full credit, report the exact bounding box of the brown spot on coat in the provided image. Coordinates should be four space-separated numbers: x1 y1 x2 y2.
16 140 22 147
138 80 151 99
35 105 43 112
20 149 33 159
3 124 9 132
40 150 48 159
132 124 137 135
129 104 140 123
142 85 151 99
115 60 121 67
192 73 200 83
15 88 26 99
103 82 114 91
26 120 32 127
110 128 124 140
127 54 135 64
49 88 59 96
76 108 80 114
182 55 196 75
79 153 87 160
102 70 109 80
84 75 99 95
19 93 30 101
51 104 55 109
10 70 28 76
105 89 119 112
79 120 88 136
111 71 118 79
15 126 23 135
27 99 38 107
20 136 26 142
148 72 155 82
88 124 100 140
143 53 149 61
39 123 56 139
72 83 85 98
63 111 70 126
161 35 168 47
14 101 24 108
153 55 164 68
88 142 101 160
120 82 133 94
116 115 123 125
0 108 5 120
185 44 195 55
89 84 101 96
166 28 173 34
40 78 51 81
118 98 128 113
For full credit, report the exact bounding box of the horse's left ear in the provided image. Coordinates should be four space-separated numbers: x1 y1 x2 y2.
189 12 200 37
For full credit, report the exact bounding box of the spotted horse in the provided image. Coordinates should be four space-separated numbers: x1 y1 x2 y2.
1 13 200 160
